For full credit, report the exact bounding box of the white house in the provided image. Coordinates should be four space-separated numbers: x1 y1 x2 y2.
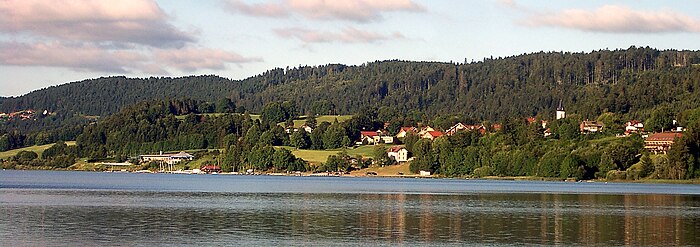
446 122 468 136
387 146 409 162
625 121 644 134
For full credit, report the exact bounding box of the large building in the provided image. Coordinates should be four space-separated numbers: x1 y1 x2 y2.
644 132 683 154
139 151 194 165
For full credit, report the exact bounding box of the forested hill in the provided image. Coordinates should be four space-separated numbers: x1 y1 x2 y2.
2 46 700 120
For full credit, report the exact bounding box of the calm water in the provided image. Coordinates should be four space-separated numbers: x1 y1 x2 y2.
1 170 700 246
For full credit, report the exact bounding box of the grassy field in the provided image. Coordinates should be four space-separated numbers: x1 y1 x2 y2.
352 163 413 176
175 113 261 120
277 144 391 164
287 115 353 128
0 141 76 160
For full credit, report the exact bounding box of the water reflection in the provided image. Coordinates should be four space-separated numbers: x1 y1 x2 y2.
3 190 699 246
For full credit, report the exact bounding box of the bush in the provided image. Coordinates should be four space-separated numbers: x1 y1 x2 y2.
606 170 628 180
473 166 494 178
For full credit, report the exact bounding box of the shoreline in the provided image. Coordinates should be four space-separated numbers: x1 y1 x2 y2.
4 168 700 184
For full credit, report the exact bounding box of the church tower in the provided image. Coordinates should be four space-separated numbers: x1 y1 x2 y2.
556 100 566 120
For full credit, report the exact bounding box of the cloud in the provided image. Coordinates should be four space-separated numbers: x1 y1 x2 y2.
0 42 145 73
525 5 700 33
0 0 195 48
155 48 262 72
225 0 290 18
497 0 516 8
0 42 261 74
274 27 404 44
226 0 424 22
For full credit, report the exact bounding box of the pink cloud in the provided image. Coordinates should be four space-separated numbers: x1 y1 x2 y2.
226 0 424 22
525 5 700 33
0 42 146 73
225 0 290 17
0 0 194 47
0 42 261 74
274 27 404 44
154 48 263 72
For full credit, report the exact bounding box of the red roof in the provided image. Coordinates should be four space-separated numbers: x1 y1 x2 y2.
400 127 416 132
526 117 536 124
426 131 443 137
388 146 405 152
360 131 379 137
646 132 682 141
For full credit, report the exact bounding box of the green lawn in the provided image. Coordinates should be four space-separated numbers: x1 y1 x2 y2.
175 113 260 120
277 144 391 164
286 115 353 128
0 141 76 160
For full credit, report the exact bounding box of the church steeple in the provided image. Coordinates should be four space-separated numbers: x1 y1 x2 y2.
556 99 566 119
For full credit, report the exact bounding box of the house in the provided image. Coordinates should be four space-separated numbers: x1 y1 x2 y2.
527 117 548 129
200 165 222 173
644 132 683 154
380 136 395 144
359 130 394 145
580 120 604 133
625 121 644 134
139 151 195 165
396 127 416 138
387 146 409 162
543 128 552 137
359 131 380 144
469 124 487 134
446 123 468 136
300 124 313 133
418 126 436 136
421 131 444 140
285 124 314 134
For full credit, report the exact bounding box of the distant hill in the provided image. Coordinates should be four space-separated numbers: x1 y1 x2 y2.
2 46 700 121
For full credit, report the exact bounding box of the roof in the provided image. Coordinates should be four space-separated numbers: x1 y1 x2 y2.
140 151 193 158
646 132 683 141
581 120 604 127
400 127 416 132
526 117 536 124
170 151 194 158
557 99 564 111
387 146 406 152
360 131 379 137
426 131 443 137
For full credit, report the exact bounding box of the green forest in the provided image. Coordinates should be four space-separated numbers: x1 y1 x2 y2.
1 47 700 180
2 46 700 120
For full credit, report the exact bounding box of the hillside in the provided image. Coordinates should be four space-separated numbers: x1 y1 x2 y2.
2 47 700 121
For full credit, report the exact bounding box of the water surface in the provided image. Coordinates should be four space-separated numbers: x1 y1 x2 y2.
1 170 699 246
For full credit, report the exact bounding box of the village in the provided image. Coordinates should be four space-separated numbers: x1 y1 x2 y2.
128 102 687 177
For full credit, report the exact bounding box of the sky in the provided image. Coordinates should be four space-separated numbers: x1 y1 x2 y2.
2 0 700 97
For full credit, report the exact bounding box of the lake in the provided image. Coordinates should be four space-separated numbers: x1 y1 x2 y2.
1 170 700 246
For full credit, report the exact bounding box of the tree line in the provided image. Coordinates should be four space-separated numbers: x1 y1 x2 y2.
2 46 699 123
3 97 700 180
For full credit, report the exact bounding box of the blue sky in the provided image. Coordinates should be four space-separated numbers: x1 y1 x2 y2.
1 0 700 96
